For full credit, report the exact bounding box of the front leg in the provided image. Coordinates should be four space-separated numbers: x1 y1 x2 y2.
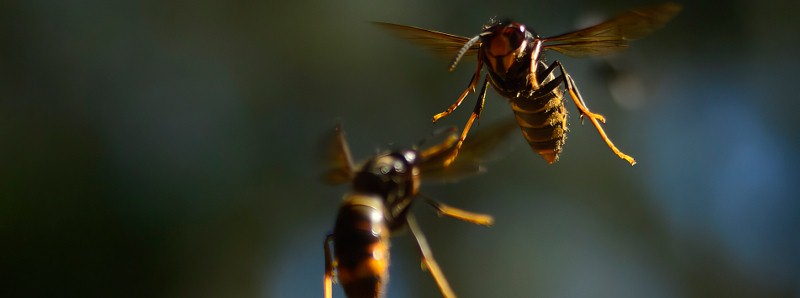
433 60 484 122
526 39 544 90
443 77 490 167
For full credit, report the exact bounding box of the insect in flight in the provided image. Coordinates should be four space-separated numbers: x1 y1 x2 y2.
375 2 682 166
323 120 516 298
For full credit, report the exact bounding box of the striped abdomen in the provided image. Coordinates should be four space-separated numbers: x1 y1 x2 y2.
333 194 391 298
508 68 568 164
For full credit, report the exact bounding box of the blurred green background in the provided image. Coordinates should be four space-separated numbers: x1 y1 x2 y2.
2 0 798 297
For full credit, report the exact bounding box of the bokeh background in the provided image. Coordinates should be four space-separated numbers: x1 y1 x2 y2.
2 0 799 297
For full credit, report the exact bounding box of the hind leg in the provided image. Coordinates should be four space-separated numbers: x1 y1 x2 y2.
549 61 636 165
407 215 456 298
324 234 335 298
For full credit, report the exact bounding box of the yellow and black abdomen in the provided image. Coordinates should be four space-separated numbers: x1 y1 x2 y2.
509 85 567 164
486 56 569 164
502 62 568 164
333 194 391 298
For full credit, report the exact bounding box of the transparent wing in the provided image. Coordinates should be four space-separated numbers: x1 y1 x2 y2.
321 123 355 185
418 119 518 183
543 2 682 57
373 22 480 59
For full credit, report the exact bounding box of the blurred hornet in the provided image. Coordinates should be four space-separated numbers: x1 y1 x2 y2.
375 2 682 165
323 120 516 298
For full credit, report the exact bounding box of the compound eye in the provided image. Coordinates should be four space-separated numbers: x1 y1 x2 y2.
374 156 407 176
376 159 394 175
378 164 391 175
392 160 406 173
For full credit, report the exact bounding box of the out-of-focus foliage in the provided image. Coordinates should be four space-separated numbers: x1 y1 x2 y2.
1 1 798 297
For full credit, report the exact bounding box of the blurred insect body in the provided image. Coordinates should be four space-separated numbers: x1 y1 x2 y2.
375 2 682 165
323 121 516 298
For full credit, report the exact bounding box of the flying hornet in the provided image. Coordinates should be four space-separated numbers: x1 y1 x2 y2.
375 2 682 166
323 120 516 298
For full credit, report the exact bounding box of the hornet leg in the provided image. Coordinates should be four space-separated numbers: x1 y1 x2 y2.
423 195 494 226
418 130 459 159
407 215 456 298
552 61 637 165
324 234 335 298
444 76 490 166
433 60 484 122
527 40 543 89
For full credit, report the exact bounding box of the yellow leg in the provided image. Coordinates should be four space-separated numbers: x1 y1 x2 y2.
323 234 335 298
556 61 636 166
423 196 494 226
443 77 489 167
433 60 484 122
419 133 459 160
406 215 457 298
